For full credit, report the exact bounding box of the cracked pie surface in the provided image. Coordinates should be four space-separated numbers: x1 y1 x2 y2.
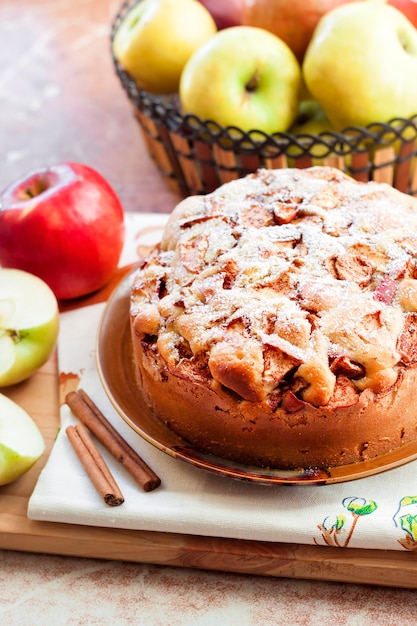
130 167 417 469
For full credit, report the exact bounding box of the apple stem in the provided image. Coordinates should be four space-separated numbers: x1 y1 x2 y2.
245 69 260 93
17 178 49 201
6 328 23 343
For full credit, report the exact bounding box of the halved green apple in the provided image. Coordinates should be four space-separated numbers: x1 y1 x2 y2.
0 393 45 485
0 269 59 387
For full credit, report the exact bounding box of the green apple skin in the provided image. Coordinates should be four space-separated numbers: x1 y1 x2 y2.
290 99 333 135
0 393 45 486
303 2 417 130
113 0 217 94
289 100 335 159
0 269 59 387
179 25 302 134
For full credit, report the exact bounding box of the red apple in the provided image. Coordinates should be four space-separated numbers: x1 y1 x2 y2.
0 162 125 301
197 0 243 29
199 0 356 61
388 0 417 27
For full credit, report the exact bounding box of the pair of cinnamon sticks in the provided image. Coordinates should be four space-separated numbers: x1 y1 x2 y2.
65 389 161 507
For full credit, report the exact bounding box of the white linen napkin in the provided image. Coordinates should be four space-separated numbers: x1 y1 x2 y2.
28 213 417 552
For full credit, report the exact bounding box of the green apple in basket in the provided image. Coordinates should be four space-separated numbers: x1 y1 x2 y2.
0 268 59 387
303 1 417 130
179 25 302 134
112 0 217 94
0 392 45 486
289 99 336 161
291 99 333 136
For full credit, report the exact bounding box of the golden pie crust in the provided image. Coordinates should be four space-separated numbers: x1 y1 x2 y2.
130 167 417 469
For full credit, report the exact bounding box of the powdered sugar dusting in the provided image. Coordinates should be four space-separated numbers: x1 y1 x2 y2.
132 167 417 406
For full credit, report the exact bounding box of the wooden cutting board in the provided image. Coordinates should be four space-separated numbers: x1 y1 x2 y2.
1 277 417 589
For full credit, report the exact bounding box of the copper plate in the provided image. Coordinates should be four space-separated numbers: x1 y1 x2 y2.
96 272 417 486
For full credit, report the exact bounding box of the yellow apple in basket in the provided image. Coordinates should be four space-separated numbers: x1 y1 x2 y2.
0 269 59 387
0 393 45 486
112 0 217 94
290 99 333 136
303 1 417 130
289 99 335 159
179 26 302 134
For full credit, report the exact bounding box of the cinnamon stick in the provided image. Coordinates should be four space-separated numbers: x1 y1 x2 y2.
66 423 124 507
65 389 161 492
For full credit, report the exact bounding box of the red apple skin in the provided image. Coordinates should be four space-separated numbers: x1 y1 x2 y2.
0 162 125 301
245 0 358 61
388 0 417 27
213 0 355 62
197 0 244 29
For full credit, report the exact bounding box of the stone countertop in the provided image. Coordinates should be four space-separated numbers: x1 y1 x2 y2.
2 548 417 625
0 0 180 215
2 0 417 622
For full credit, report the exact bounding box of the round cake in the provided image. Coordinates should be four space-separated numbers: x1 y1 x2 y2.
130 166 417 469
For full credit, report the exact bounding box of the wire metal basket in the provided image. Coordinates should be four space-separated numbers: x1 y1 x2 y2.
112 0 417 197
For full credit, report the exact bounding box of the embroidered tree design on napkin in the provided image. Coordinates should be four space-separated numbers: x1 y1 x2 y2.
315 496 378 547
393 495 417 551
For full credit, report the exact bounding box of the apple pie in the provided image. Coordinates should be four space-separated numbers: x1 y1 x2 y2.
130 166 417 469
